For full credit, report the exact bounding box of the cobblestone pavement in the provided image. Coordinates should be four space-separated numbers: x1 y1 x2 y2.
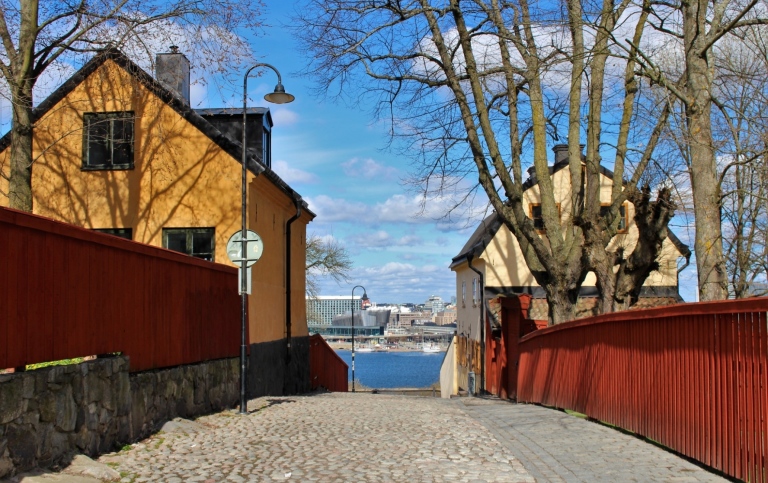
99 393 533 482
96 393 728 483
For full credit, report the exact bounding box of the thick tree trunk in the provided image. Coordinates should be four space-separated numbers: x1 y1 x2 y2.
8 86 34 211
544 279 579 324
685 0 728 300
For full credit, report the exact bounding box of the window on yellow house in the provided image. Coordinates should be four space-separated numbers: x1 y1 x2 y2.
529 203 561 233
462 281 466 307
83 112 134 170
163 228 215 261
599 203 628 233
92 228 132 240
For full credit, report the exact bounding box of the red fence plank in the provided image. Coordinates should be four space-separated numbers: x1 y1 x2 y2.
0 207 240 372
309 334 348 392
516 297 768 481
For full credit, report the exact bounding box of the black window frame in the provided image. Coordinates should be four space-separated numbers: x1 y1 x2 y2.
162 228 215 262
529 203 562 233
92 228 133 240
82 111 135 170
600 203 628 233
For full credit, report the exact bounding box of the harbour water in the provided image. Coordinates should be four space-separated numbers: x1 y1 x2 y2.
335 350 444 389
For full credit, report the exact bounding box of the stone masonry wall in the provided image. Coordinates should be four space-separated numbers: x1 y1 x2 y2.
0 356 238 479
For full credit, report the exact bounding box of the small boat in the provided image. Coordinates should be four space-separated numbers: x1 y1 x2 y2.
422 344 442 353
356 346 374 353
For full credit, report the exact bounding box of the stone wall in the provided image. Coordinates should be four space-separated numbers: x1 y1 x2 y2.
0 356 238 479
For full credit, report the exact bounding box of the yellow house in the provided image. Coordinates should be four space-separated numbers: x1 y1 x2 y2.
449 145 690 391
0 48 315 396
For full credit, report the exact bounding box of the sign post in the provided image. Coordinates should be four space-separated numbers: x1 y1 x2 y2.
226 230 264 413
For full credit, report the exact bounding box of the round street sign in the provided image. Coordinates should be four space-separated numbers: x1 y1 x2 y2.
226 230 264 267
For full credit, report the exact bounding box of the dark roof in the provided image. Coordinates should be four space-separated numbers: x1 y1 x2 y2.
521 158 621 191
449 212 503 269
195 107 269 115
0 48 313 218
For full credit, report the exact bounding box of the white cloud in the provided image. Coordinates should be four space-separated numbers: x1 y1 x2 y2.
349 231 423 248
341 157 400 180
272 159 318 184
306 191 488 231
271 108 299 126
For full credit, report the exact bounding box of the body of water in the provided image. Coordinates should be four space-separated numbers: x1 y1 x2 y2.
335 350 444 389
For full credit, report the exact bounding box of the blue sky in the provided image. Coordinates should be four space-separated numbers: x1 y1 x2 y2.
2 0 700 305
247 1 699 304
229 1 476 304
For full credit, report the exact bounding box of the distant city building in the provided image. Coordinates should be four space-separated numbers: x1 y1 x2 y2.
435 307 457 326
307 296 364 326
397 311 434 326
425 295 445 314
332 309 391 327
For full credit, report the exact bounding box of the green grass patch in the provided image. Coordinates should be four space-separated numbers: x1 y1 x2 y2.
26 357 86 371
564 409 588 419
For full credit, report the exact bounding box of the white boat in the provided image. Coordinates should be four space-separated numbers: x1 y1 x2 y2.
422 344 442 353
356 346 374 353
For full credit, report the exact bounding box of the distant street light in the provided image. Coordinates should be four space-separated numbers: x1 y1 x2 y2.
351 285 369 392
239 63 294 414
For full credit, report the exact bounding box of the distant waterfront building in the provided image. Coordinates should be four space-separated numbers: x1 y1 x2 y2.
425 295 445 314
397 311 434 326
332 309 391 327
435 307 457 326
307 296 363 327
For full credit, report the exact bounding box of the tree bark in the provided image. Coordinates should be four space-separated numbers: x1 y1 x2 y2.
8 84 33 211
684 0 729 300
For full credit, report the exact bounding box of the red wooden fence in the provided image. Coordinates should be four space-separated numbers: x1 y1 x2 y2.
309 334 348 392
517 297 768 482
0 207 241 372
485 295 547 400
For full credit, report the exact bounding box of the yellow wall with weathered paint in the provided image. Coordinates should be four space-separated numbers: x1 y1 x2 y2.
481 167 683 289
0 59 309 344
453 165 685 336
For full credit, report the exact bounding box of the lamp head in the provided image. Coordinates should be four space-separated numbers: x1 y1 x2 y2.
264 82 295 104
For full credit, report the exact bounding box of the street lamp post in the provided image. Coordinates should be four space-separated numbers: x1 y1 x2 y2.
350 285 368 393
239 64 294 414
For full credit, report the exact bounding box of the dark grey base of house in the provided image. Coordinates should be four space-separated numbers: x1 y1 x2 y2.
247 335 310 398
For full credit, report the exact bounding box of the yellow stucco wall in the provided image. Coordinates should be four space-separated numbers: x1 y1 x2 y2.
0 59 309 344
452 164 685 336
482 167 683 289
454 261 485 341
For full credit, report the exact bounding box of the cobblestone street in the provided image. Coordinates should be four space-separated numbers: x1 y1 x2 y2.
90 393 726 483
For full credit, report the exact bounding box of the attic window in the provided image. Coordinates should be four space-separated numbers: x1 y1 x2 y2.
529 203 561 233
600 203 628 233
83 112 134 170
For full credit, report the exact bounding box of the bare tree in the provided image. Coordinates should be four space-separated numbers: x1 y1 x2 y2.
296 0 677 323
306 234 353 298
630 0 768 300
0 0 263 211
713 28 768 297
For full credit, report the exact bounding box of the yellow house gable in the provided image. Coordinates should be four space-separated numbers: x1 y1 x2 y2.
451 153 690 294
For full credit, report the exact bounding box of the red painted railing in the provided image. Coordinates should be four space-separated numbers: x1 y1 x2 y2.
0 207 240 372
309 334 348 392
517 298 768 482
